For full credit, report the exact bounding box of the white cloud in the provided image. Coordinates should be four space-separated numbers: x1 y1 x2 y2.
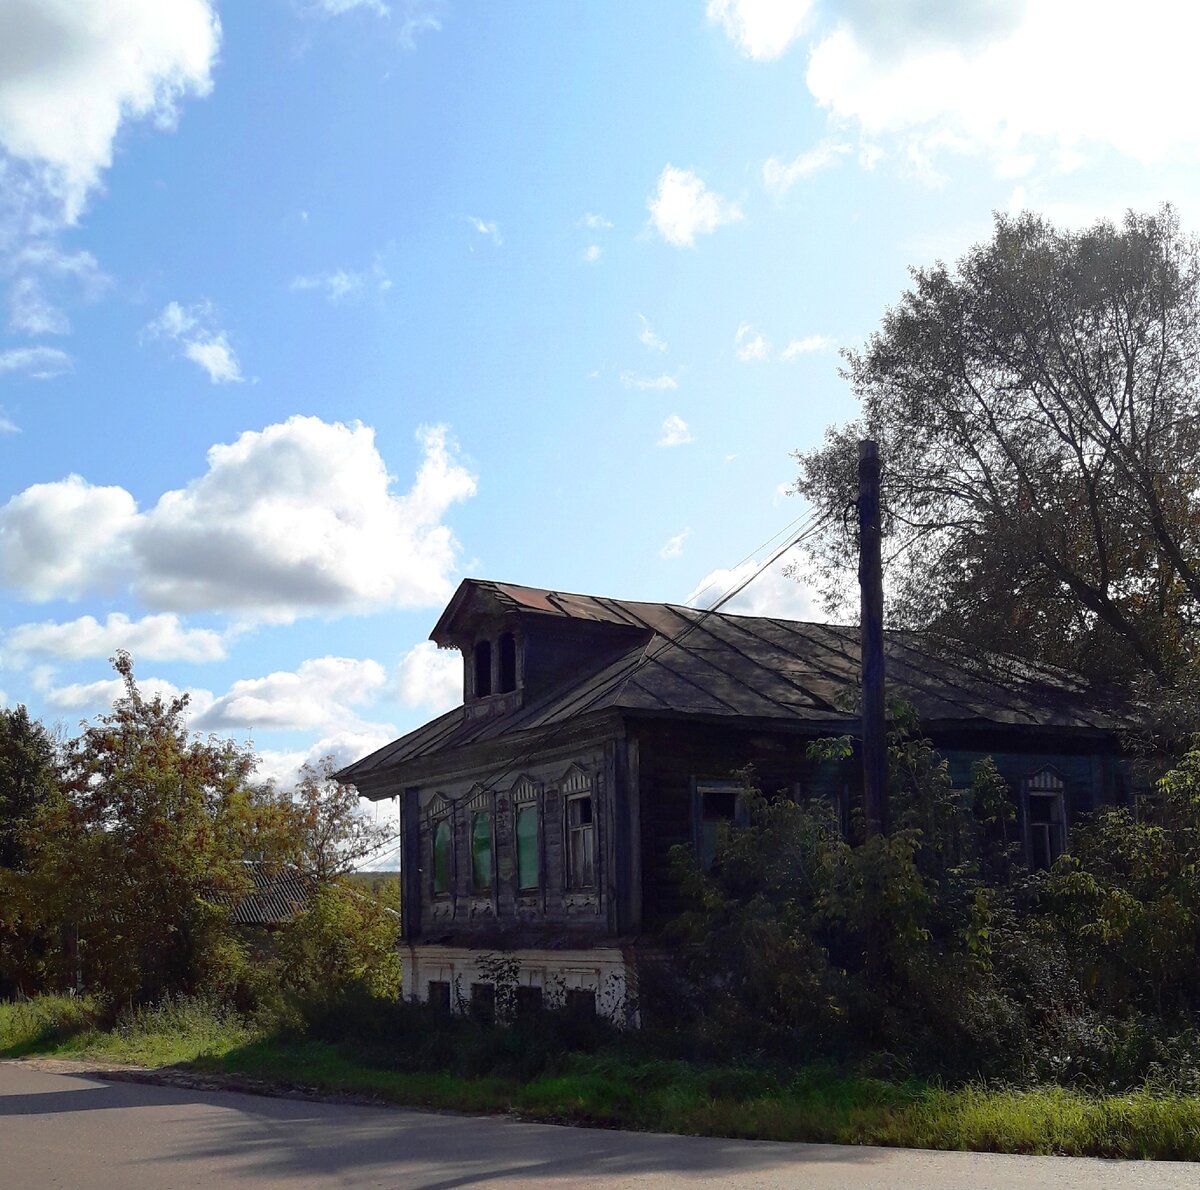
0 417 477 623
144 300 242 383
5 244 107 337
3 612 228 665
579 212 612 230
687 557 823 620
637 313 667 352
734 322 770 362
394 640 460 712
0 410 16 434
660 528 691 560
658 414 693 447
303 0 441 49
0 345 71 379
620 372 678 391
0 0 219 225
805 2 1200 173
290 259 391 303
8 277 67 335
194 656 388 733
582 244 602 264
0 474 136 599
707 0 812 61
466 216 502 246
780 334 835 358
647 165 743 248
44 674 212 716
763 139 851 195
255 728 396 792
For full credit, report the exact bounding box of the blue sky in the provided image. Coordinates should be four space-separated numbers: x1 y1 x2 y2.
2 0 1200 789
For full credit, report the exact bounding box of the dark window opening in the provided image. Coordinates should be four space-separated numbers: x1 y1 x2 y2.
565 987 596 1017
516 985 544 1017
566 794 595 888
474 640 493 697
427 980 451 1012
696 783 746 869
470 982 495 1023
498 632 517 693
1028 793 1066 870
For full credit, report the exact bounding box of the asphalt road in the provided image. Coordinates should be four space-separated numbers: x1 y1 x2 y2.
2 1061 1198 1189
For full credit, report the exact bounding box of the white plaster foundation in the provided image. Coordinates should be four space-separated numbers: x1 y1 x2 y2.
402 944 633 1021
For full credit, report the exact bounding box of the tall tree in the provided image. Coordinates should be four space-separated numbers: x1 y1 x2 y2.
0 705 57 872
25 653 282 1005
796 206 1200 687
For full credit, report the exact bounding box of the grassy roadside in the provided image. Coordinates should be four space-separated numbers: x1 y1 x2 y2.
5 995 1200 1160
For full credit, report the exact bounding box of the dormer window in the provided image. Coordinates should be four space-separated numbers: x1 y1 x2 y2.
474 640 492 697
498 632 517 693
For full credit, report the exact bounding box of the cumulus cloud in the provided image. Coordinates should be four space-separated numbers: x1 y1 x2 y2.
687 557 823 620
659 528 691 560
763 138 852 195
578 212 612 230
3 612 228 665
637 314 667 352
0 474 135 599
707 0 812 60
582 244 602 264
647 165 742 248
44 674 212 716
620 372 678 391
144 300 242 383
734 322 770 362
394 640 460 712
780 333 835 358
0 417 478 623
193 656 388 733
658 414 693 447
255 728 396 792
290 259 391 303
0 345 71 379
5 244 107 336
805 1 1200 172
0 0 218 226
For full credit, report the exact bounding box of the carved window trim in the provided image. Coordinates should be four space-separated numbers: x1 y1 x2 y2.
561 765 597 891
511 775 542 893
1024 767 1067 871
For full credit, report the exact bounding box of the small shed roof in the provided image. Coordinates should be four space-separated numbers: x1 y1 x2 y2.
218 860 314 926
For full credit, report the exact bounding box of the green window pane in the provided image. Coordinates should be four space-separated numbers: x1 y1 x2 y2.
516 806 538 891
472 812 492 891
433 820 451 895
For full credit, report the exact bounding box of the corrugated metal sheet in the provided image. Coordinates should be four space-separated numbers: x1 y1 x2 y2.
341 580 1124 786
215 860 314 926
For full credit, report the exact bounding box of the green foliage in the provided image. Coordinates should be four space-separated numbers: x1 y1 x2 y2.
275 880 402 1002
665 724 1200 1089
20 653 282 1007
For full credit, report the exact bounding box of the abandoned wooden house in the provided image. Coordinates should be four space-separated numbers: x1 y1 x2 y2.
337 578 1129 1019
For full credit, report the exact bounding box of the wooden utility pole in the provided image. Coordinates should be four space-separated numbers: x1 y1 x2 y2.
858 439 886 836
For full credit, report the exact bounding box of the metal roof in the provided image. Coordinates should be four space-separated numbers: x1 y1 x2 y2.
216 860 314 926
340 580 1124 788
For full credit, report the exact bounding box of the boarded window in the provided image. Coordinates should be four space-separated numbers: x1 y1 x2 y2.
427 980 451 1011
516 804 539 891
474 640 492 696
566 794 595 888
432 819 451 895
498 632 517 693
565 987 596 1017
471 811 492 891
516 985 544 1016
470 982 495 1023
